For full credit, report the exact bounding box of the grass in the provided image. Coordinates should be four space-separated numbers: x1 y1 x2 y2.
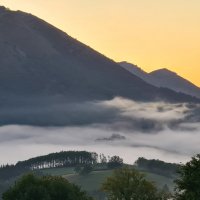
144 172 175 191
39 167 75 176
64 170 113 192
40 167 175 190
40 166 176 199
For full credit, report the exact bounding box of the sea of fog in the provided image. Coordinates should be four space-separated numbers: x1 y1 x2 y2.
0 97 200 165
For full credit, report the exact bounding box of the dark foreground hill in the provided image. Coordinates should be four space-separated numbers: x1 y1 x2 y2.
0 6 199 125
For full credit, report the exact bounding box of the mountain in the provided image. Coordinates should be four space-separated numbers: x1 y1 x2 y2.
117 62 149 81
119 62 200 99
0 6 157 101
0 6 199 125
149 69 200 99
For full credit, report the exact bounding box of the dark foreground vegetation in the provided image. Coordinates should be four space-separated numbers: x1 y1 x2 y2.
102 167 171 200
1 151 200 199
2 174 93 200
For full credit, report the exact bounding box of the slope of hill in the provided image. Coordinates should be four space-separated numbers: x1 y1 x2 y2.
0 166 174 200
119 61 200 99
117 61 149 81
40 167 175 200
0 6 158 101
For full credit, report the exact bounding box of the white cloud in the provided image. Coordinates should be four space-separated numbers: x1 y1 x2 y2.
0 123 200 165
100 97 189 121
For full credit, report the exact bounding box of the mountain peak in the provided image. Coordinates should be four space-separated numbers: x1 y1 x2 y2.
150 68 177 76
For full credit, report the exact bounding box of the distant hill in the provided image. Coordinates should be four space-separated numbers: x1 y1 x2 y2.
0 151 177 200
0 6 199 125
119 61 200 99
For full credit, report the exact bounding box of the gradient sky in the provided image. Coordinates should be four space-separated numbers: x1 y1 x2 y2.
1 0 200 86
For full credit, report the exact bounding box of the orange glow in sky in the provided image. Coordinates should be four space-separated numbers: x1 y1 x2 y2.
1 0 200 86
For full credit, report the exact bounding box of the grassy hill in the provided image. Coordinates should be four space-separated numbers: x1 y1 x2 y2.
39 166 176 200
0 152 178 200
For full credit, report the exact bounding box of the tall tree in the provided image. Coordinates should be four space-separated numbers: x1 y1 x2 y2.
102 167 165 200
174 154 200 200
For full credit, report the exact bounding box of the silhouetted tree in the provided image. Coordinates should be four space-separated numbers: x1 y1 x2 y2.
107 156 123 169
135 157 179 177
0 151 98 182
174 154 200 199
2 174 93 200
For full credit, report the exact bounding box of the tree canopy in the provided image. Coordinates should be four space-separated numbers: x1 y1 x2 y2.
107 155 123 169
0 151 98 181
135 157 179 177
2 174 93 200
175 154 200 200
102 167 166 200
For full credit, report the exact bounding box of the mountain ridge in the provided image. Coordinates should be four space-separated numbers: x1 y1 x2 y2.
119 61 200 99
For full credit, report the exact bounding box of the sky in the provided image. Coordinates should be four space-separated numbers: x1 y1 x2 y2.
1 0 200 86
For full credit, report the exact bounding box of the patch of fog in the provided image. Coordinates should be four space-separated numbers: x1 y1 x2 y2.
100 97 189 121
0 97 200 165
0 124 200 165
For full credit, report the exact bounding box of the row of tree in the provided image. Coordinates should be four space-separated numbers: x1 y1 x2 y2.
0 151 124 181
135 157 179 177
21 151 98 169
0 151 98 181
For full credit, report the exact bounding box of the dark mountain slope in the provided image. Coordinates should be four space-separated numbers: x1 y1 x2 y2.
0 7 155 101
0 7 199 125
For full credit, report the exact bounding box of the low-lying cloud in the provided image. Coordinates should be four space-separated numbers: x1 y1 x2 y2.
1 96 199 132
0 97 200 164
